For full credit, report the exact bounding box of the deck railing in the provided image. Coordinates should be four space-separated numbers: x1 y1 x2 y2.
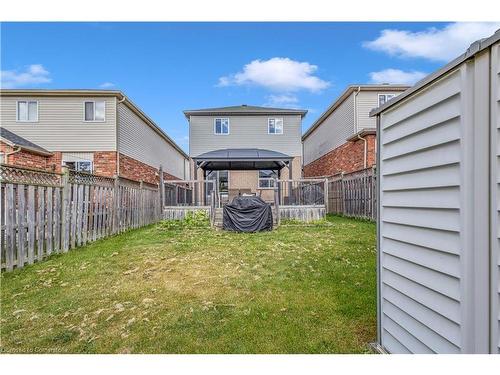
275 178 327 206
163 180 216 207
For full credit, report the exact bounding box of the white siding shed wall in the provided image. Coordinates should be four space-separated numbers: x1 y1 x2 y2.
303 94 354 165
491 41 500 354
117 103 186 179
377 42 499 354
0 96 117 151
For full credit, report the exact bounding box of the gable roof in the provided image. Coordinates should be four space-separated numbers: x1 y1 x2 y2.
0 127 52 156
370 28 500 117
302 84 409 141
183 105 307 118
0 89 189 159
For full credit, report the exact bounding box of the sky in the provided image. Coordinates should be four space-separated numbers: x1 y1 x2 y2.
2 22 499 152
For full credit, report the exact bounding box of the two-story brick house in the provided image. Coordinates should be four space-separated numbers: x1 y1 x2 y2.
302 84 408 177
184 105 306 202
0 89 190 184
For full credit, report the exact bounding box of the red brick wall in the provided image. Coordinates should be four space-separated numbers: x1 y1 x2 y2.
0 141 53 171
47 152 62 173
303 135 376 177
119 153 180 184
94 151 118 177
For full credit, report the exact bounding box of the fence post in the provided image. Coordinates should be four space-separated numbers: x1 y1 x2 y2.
274 178 280 226
113 176 120 234
159 165 164 220
340 172 345 216
324 178 329 212
60 166 70 253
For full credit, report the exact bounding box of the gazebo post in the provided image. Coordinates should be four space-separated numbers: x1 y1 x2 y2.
194 163 198 206
288 160 293 204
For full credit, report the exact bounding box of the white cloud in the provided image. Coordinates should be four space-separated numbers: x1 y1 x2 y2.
369 69 427 85
1 64 51 88
265 94 299 107
99 82 116 88
218 57 330 93
364 22 500 62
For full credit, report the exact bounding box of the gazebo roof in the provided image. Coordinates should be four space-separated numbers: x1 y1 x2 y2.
193 148 292 171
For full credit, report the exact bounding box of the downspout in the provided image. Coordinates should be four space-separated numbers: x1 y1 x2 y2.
5 146 22 163
353 86 367 169
357 133 368 169
116 95 126 177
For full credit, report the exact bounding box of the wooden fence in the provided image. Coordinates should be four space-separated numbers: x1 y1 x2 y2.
327 167 376 221
0 164 162 272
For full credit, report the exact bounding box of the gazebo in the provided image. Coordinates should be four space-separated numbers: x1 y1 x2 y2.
192 148 294 179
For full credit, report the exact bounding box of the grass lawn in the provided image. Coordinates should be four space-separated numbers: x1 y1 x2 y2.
0 215 376 354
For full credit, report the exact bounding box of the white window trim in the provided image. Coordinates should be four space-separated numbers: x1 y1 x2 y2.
83 100 106 122
267 118 284 135
258 170 278 189
62 159 94 173
16 100 39 122
213 118 230 135
378 93 396 106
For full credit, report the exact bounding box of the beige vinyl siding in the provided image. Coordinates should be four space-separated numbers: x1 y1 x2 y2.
0 96 116 151
356 91 402 131
189 114 302 157
61 152 94 162
492 42 500 354
303 94 354 165
117 103 186 179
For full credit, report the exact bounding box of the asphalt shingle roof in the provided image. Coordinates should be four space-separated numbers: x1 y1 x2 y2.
0 128 51 155
184 105 307 118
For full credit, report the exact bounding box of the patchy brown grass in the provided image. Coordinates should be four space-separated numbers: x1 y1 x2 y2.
1 215 376 353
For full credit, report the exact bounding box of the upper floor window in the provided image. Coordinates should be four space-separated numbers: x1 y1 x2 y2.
378 94 396 107
214 118 229 135
84 101 105 122
17 101 38 122
268 118 283 134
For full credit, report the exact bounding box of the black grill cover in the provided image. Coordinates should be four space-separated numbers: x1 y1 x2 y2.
223 196 273 232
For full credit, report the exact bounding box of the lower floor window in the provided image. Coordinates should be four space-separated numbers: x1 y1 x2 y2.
258 170 277 188
63 160 93 173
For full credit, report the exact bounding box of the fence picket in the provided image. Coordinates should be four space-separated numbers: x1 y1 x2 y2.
37 186 45 261
54 188 61 253
27 185 35 264
46 186 53 255
17 185 26 268
82 185 89 245
5 184 15 271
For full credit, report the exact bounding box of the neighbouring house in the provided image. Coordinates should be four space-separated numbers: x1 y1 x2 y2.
0 89 190 184
302 84 408 177
184 105 306 203
0 127 54 170
370 29 500 354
